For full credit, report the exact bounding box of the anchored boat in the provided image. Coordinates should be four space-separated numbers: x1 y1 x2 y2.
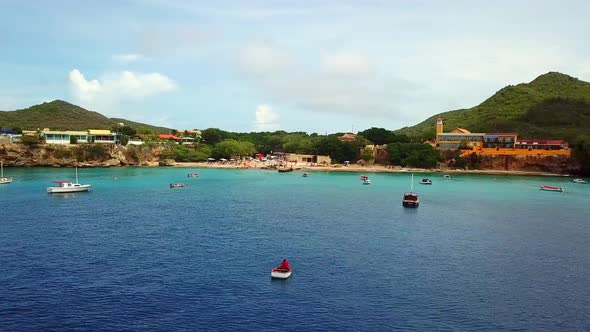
0 159 12 184
47 167 90 193
573 178 588 184
403 174 420 208
540 185 563 192
419 178 432 185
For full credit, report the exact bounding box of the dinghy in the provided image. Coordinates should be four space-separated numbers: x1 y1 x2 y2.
540 185 563 192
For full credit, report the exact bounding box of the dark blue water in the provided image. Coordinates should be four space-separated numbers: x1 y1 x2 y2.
1 168 589 331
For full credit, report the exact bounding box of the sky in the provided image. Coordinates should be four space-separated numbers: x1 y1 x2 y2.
1 0 589 133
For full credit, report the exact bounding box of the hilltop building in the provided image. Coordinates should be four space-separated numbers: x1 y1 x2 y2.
434 118 569 156
338 132 356 142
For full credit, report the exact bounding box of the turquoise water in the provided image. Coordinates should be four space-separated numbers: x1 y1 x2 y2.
1 168 589 330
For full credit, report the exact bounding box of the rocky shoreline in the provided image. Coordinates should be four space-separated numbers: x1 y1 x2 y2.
0 143 581 176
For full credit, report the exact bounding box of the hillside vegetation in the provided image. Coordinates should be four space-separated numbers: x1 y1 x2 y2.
0 100 172 134
395 72 590 143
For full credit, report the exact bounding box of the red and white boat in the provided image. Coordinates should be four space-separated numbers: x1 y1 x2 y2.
540 185 563 192
271 260 292 279
187 173 199 178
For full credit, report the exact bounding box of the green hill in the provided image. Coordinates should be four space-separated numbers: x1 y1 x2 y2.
0 100 173 134
395 72 590 143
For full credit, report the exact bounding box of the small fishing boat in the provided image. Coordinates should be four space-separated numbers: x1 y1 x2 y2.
302 172 309 177
187 173 199 178
540 185 563 192
271 260 292 279
573 178 588 184
419 178 432 185
443 174 453 180
402 174 419 208
47 167 90 193
278 168 294 173
170 183 188 188
362 178 371 185
0 159 12 184
360 175 368 180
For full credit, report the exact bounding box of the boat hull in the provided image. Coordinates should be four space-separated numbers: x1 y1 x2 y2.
47 185 91 193
540 185 563 192
403 201 419 208
0 177 12 184
271 270 292 279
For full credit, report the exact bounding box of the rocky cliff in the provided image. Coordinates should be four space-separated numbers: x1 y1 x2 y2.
0 143 166 167
477 155 580 174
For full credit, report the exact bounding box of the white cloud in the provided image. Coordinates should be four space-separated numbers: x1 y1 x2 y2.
255 104 280 131
238 43 293 77
69 68 176 102
69 69 102 101
321 52 373 77
236 44 416 118
111 53 146 63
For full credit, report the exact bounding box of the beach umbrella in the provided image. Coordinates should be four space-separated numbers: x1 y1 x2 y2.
219 158 227 161
207 158 215 161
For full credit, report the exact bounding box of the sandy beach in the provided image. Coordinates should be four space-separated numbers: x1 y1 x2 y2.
172 161 568 177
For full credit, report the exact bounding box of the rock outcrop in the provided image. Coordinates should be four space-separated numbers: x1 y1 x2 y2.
0 143 166 167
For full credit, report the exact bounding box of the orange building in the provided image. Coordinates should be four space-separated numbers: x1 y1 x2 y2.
434 118 570 157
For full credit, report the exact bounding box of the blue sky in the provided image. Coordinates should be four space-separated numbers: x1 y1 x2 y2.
1 0 589 132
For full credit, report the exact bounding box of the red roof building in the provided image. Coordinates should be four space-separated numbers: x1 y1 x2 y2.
159 134 180 140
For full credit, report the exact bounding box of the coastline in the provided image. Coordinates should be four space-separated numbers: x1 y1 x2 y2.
172 162 569 177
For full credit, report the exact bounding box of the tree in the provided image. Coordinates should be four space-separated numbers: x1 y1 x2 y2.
212 139 255 159
70 135 78 144
359 127 391 145
120 134 130 146
573 135 590 175
201 128 224 144
361 148 374 162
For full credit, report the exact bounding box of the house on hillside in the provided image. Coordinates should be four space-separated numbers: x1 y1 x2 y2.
42 130 90 144
158 134 181 142
88 130 118 144
338 132 356 142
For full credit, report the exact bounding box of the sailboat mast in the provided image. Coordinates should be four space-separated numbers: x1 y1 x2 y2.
411 173 414 192
1 159 3 177
75 166 79 183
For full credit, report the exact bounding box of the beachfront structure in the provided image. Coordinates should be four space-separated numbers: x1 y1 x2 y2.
88 130 118 144
435 118 569 156
42 130 90 144
286 153 331 165
178 129 202 138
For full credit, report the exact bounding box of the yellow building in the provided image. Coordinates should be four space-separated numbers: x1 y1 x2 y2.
287 154 331 165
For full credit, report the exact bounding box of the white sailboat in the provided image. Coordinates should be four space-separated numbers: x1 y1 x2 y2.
0 159 12 184
47 167 91 193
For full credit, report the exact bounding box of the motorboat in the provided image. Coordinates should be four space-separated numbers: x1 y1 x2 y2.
271 260 292 279
360 175 368 180
362 178 371 185
402 192 420 208
402 174 419 208
419 178 432 185
540 185 563 192
47 167 90 193
47 181 91 193
278 168 294 173
443 174 453 179
0 159 12 184
302 172 309 177
187 173 199 178
170 183 188 188
573 178 588 184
